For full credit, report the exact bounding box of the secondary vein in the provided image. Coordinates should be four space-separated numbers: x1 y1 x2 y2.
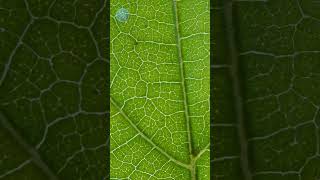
0 111 59 180
110 98 190 169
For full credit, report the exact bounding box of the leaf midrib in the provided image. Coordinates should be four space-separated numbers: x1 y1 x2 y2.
224 1 251 180
111 0 209 178
112 0 208 178
171 0 197 178
171 0 193 155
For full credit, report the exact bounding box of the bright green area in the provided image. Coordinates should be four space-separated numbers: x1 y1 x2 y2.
213 0 320 179
0 0 108 179
110 0 210 179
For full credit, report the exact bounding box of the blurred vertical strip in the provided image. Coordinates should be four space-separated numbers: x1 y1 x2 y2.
106 0 110 179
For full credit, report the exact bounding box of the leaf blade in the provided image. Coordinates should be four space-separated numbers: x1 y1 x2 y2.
110 0 210 179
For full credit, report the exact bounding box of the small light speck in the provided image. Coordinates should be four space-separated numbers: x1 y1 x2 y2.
115 8 129 22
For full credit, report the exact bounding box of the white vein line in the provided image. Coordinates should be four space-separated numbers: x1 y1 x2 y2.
194 143 210 162
110 133 139 153
110 98 190 169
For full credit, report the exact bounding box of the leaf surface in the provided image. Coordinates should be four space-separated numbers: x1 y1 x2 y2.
212 0 320 179
110 0 210 179
0 0 108 179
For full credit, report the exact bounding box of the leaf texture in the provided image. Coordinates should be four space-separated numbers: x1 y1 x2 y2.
213 0 320 179
110 0 210 179
0 0 108 179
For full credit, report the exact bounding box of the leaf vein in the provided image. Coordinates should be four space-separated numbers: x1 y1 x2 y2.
110 98 190 169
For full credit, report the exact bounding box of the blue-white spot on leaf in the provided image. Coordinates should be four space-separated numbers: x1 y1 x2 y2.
115 8 129 22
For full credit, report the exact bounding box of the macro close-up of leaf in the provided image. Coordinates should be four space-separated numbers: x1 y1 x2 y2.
213 0 320 179
110 0 210 179
0 0 108 179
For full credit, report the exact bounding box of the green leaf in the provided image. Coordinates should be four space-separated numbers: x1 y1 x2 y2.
0 0 108 179
213 0 320 179
110 0 210 179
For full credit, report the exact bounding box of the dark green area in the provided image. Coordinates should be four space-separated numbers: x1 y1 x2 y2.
0 0 108 179
212 0 320 179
